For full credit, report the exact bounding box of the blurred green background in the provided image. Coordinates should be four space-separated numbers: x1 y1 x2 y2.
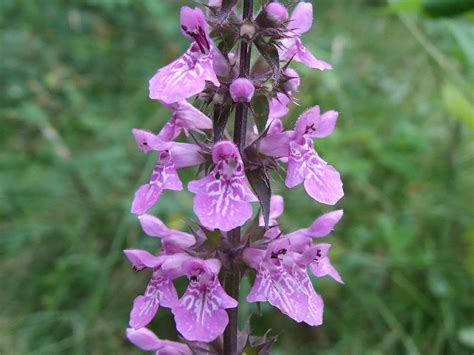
1 0 473 354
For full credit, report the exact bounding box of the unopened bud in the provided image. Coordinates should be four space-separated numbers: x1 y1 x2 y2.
229 78 255 103
282 68 300 92
240 21 256 39
265 3 289 24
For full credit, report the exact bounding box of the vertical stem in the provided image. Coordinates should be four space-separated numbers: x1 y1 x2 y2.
224 1 253 354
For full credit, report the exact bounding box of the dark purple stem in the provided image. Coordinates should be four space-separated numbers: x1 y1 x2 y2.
223 1 253 354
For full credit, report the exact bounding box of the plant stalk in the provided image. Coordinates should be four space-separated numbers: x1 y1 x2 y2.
223 1 253 354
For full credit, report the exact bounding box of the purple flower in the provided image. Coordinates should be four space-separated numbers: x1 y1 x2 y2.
260 106 343 205
124 250 191 329
279 2 332 70
265 2 289 24
131 142 203 215
149 7 220 103
188 141 257 231
286 209 344 250
287 106 343 205
158 100 212 141
244 238 324 326
229 78 255 103
126 327 191 354
139 214 196 254
269 93 292 119
299 243 344 284
171 258 238 342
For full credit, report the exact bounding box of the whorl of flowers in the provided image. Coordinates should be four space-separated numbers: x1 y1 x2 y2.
124 1 344 354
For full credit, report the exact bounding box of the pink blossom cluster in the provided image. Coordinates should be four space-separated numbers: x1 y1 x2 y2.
124 1 344 353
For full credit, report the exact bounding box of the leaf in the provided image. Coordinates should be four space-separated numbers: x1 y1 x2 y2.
246 169 271 228
251 95 270 133
213 104 233 141
218 0 239 23
442 82 474 129
254 38 280 81
385 0 422 13
422 0 474 17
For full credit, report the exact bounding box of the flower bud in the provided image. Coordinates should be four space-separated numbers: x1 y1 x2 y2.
265 3 289 24
240 21 256 39
229 78 255 103
282 68 300 92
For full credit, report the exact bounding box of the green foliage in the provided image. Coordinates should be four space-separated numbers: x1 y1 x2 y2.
1 0 473 354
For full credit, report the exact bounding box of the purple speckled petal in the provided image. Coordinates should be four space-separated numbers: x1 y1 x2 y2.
131 183 163 215
192 185 254 231
180 7 209 40
149 43 219 104
129 272 178 329
247 262 307 322
172 276 237 342
303 163 343 205
292 266 324 326
286 138 343 205
189 141 256 231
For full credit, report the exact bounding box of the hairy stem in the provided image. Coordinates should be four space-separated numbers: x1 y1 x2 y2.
223 1 253 354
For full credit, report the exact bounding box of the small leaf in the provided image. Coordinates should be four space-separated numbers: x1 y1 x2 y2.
246 169 271 228
213 104 233 141
218 0 239 23
254 38 280 81
251 95 270 133
201 228 222 248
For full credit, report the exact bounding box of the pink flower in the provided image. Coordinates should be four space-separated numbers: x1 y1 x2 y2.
158 100 212 141
131 141 203 215
229 78 255 103
123 250 191 329
126 327 191 354
260 106 343 205
188 141 257 231
269 93 292 119
299 243 344 284
265 2 289 24
244 238 324 326
138 214 196 254
149 7 220 103
279 2 332 70
171 258 238 342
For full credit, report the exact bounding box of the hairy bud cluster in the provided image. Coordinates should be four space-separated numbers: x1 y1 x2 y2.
123 1 344 353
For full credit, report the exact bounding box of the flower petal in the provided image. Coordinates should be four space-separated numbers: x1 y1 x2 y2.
129 273 178 329
289 1 313 35
131 184 163 215
172 277 237 342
